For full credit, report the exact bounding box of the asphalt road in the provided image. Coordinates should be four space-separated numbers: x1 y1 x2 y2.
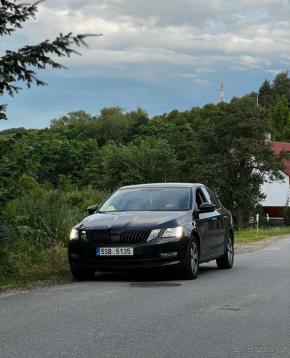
1 238 290 358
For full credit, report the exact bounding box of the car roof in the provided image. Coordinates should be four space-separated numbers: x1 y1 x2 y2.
119 183 205 190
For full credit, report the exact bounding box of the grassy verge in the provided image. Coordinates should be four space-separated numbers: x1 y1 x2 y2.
235 226 290 244
0 243 70 291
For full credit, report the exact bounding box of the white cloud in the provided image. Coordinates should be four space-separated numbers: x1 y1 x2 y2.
6 0 290 84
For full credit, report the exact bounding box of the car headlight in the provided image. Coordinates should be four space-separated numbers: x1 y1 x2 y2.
162 227 183 239
147 226 184 243
70 228 79 240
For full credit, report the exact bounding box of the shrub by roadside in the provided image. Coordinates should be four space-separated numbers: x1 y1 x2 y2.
0 183 108 289
4 183 108 244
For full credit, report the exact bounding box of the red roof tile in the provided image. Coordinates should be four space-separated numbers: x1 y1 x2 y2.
272 141 290 154
271 141 290 176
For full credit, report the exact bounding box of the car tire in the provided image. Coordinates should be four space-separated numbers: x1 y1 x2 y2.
182 238 199 280
216 233 234 269
70 267 95 281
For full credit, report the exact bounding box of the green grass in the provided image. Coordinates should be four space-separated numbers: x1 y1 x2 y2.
0 184 108 291
0 244 70 291
235 226 290 244
0 270 70 292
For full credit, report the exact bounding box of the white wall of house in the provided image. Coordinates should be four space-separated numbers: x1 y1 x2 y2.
261 170 290 207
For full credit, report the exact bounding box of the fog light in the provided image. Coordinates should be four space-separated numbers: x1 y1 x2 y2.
160 252 178 258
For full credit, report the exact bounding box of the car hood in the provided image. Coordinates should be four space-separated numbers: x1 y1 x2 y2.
79 211 189 231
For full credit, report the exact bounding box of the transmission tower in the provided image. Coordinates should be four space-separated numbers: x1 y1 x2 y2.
219 84 225 103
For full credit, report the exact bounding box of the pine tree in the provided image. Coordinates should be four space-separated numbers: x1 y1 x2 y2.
0 0 101 120
259 79 274 108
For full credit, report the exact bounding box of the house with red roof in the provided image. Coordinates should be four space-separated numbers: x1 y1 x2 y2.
261 141 290 223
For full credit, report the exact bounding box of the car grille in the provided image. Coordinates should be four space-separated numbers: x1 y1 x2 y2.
86 230 151 245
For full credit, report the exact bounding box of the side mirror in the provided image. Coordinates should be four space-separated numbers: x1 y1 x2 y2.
198 202 216 213
87 204 98 215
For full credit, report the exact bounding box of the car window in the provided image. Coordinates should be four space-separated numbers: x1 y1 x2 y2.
195 188 207 209
201 187 220 208
99 187 192 212
209 189 221 208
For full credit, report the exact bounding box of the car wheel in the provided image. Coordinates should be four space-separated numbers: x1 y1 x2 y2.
216 233 234 269
182 238 199 280
70 267 95 281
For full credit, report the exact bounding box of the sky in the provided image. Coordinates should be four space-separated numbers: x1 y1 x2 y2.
1 0 290 130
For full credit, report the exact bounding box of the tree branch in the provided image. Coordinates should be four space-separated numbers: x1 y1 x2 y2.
0 0 44 36
0 33 102 96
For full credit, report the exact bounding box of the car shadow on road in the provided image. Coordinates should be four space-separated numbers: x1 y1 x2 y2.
87 265 218 284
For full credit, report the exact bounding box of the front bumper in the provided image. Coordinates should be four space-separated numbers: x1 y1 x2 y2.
68 238 189 271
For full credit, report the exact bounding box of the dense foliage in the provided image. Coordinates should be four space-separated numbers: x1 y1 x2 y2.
2 73 290 230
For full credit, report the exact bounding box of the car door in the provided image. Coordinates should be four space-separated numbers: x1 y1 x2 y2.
194 187 212 259
201 187 225 256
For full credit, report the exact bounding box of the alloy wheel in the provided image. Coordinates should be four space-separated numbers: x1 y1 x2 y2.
190 241 199 274
227 237 233 264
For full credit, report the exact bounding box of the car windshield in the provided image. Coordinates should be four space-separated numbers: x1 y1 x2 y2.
99 187 192 212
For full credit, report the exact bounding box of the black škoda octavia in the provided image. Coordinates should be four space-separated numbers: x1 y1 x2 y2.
68 183 234 280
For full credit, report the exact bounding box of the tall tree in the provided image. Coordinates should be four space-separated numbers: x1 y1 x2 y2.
272 72 290 102
95 107 131 146
271 96 290 140
259 79 274 108
192 97 282 228
97 138 179 190
50 111 97 140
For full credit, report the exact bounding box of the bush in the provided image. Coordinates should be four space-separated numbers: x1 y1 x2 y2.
5 184 108 243
0 184 109 283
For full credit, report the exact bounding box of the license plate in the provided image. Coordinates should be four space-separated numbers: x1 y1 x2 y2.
96 247 134 256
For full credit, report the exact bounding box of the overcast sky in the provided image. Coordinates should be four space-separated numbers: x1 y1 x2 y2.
1 0 290 129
